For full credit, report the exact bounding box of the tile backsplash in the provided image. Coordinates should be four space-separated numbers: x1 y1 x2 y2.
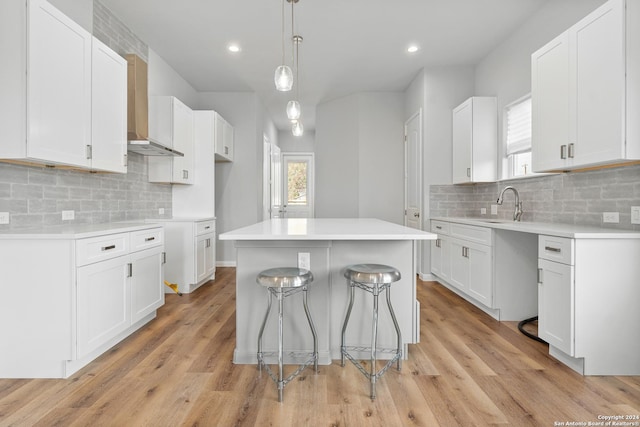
430 164 640 230
0 154 171 230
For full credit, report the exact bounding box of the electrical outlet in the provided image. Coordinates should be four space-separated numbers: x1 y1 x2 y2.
603 212 619 223
491 204 498 215
298 252 311 271
480 208 487 215
632 206 640 225
0 212 9 225
159 208 165 215
61 210 75 221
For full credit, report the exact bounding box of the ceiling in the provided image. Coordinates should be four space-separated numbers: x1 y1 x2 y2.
100 0 549 132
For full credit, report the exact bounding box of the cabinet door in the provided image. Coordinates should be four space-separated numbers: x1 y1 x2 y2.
196 233 215 284
538 258 574 355
531 32 571 172
449 239 468 291
28 0 91 168
77 256 130 358
570 0 625 166
214 113 233 162
452 99 472 184
171 99 195 183
91 37 127 173
467 243 492 306
430 237 450 281
131 247 164 323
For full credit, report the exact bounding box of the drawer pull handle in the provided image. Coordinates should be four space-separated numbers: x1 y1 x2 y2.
102 245 116 251
436 226 442 230
544 246 561 253
205 226 211 230
144 237 155 242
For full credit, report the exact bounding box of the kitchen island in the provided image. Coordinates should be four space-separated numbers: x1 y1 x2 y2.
219 218 436 365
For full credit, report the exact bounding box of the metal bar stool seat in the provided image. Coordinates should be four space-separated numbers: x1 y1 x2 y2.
256 267 318 402
341 263 402 400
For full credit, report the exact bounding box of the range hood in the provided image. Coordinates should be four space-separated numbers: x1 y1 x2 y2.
125 54 183 157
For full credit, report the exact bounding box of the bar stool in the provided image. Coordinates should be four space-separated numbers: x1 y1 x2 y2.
256 267 318 402
341 263 402 400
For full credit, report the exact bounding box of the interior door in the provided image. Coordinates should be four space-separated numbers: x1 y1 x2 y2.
282 153 314 218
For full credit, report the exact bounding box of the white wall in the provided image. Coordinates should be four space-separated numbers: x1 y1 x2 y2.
49 0 93 32
315 95 360 218
199 92 273 265
315 92 404 223
148 49 200 109
279 130 315 153
358 93 404 224
404 66 475 276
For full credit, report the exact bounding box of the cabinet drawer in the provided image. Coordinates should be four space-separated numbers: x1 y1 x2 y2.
196 220 215 236
431 220 450 235
131 228 164 252
538 235 574 265
450 223 492 246
76 233 129 266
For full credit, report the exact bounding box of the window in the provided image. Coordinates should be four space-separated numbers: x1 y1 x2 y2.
287 161 308 206
504 95 532 178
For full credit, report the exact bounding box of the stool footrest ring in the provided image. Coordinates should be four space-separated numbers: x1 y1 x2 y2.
258 351 317 387
341 346 402 381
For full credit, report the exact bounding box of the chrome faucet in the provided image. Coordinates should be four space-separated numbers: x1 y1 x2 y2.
497 186 523 221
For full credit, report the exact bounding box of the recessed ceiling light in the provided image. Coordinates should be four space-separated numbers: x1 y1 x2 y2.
407 45 419 53
228 44 241 53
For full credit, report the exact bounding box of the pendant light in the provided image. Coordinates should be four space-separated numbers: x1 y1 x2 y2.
274 0 293 91
286 35 303 121
292 120 304 137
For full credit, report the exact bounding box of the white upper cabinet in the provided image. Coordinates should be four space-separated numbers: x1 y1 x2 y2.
0 0 92 168
91 37 128 173
214 112 234 162
148 96 195 184
452 97 497 184
0 0 127 173
532 0 640 172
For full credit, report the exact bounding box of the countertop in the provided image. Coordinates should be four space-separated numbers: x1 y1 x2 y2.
431 217 640 239
0 222 162 240
219 218 437 241
147 216 216 223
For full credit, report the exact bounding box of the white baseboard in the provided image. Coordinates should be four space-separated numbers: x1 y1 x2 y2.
216 261 236 267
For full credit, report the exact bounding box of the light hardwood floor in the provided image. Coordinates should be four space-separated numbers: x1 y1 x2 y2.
1 267 638 426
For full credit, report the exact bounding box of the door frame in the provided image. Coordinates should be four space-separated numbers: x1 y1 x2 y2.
404 109 423 272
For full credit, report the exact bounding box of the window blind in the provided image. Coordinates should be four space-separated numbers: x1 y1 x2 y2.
505 96 532 155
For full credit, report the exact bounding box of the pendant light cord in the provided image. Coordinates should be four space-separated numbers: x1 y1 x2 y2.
281 0 285 65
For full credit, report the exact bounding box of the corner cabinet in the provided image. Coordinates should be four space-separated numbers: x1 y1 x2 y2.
153 218 216 294
452 97 497 184
0 0 127 173
214 112 234 162
531 0 640 172
0 224 165 378
148 96 195 184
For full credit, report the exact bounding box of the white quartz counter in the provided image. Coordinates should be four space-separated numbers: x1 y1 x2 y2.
0 222 161 240
431 217 640 239
219 218 436 241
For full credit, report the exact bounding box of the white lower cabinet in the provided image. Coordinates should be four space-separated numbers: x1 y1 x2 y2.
154 218 216 294
538 258 574 356
0 224 164 378
77 255 130 358
431 221 494 310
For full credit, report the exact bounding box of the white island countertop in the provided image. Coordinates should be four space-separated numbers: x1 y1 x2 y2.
219 218 437 241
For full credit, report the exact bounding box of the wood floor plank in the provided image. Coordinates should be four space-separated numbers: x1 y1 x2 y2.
0 271 638 426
